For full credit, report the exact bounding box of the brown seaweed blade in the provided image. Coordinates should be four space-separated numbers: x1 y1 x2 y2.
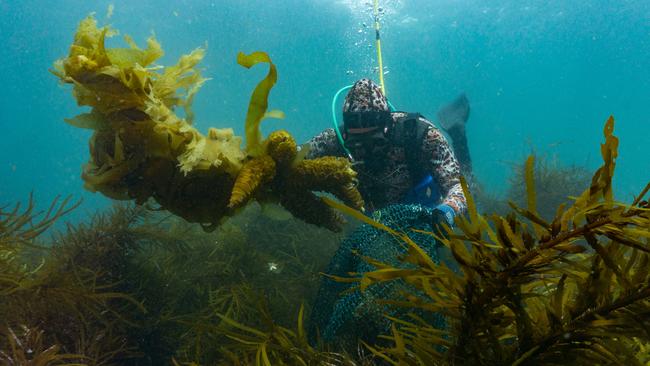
0 194 80 246
229 156 276 209
237 51 278 157
53 16 363 232
290 157 364 210
325 116 650 365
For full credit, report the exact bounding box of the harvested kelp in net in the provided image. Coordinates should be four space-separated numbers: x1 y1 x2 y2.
326 116 650 365
52 16 362 231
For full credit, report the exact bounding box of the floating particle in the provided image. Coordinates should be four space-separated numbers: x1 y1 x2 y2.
267 262 281 273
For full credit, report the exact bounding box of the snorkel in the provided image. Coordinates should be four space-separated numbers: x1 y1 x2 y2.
331 85 353 158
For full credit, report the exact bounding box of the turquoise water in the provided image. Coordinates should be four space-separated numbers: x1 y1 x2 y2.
1 0 648 220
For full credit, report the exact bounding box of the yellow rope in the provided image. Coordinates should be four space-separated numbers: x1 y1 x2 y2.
373 0 387 96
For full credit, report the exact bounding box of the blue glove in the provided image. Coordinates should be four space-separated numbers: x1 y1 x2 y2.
431 204 455 228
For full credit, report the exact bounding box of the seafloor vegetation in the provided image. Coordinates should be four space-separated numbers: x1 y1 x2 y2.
2 117 648 365
0 196 349 365
2 14 648 366
476 154 592 221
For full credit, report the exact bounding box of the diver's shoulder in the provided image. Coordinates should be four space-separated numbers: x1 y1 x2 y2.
306 128 343 158
311 128 338 141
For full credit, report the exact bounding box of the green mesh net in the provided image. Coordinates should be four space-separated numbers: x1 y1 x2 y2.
308 203 446 349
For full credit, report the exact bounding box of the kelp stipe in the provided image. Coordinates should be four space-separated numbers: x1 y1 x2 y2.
329 116 650 365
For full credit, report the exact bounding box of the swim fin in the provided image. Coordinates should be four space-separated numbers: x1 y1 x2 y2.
437 93 470 131
437 93 472 175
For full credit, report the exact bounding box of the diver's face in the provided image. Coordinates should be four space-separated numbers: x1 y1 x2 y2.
345 127 391 161
343 110 393 162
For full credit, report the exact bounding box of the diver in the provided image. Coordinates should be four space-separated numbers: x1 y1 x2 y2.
305 78 471 225
306 78 473 350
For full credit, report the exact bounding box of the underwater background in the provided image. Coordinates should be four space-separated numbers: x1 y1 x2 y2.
1 1 650 365
1 0 649 219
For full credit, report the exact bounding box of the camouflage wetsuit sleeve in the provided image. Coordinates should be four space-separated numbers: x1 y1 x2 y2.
420 118 468 215
305 128 347 159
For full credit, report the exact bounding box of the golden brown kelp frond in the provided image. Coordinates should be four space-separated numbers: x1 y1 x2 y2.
229 156 276 209
55 15 363 231
265 130 297 167
53 15 243 227
634 338 650 364
237 51 278 157
288 157 363 210
263 131 362 230
215 301 356 366
333 116 650 365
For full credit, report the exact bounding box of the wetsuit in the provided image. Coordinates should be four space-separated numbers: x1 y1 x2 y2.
306 79 470 347
306 79 467 215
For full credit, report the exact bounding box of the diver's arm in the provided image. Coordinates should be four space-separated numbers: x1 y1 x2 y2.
420 122 468 216
305 128 347 159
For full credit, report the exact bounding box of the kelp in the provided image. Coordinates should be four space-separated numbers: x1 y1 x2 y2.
0 194 79 250
6 121 647 365
0 326 84 366
159 205 350 364
237 51 280 157
213 301 356 365
326 116 650 365
0 197 147 365
27 11 649 366
53 15 362 231
1 188 352 364
476 152 592 220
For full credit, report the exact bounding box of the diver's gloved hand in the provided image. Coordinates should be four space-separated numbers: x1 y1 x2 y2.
431 204 456 228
